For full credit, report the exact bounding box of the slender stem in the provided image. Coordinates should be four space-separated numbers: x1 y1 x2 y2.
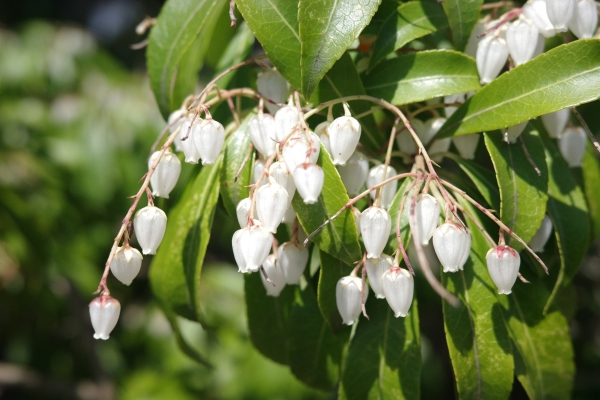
518 135 542 176
375 117 401 205
448 194 496 246
235 142 254 183
361 257 369 320
572 107 600 154
481 1 516 10
229 0 237 27
396 178 418 274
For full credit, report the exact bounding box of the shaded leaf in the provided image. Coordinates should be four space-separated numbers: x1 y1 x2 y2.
386 176 414 252
363 50 481 105
439 40 600 138
213 21 256 88
445 152 500 211
318 250 354 333
581 143 600 242
441 0 482 51
370 1 448 69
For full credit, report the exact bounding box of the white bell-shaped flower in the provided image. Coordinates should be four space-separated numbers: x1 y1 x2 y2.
486 245 520 294
523 0 557 37
452 134 480 159
337 151 368 196
367 165 398 210
256 180 289 233
430 138 451 162
275 104 300 141
458 229 472 269
293 163 324 204
476 35 509 84
559 127 587 167
533 33 546 58
569 0 598 39
315 121 332 154
260 255 287 296
252 159 267 187
409 194 440 246
148 149 181 199
282 204 296 223
465 20 487 58
336 276 368 325
232 228 247 272
89 296 121 340
432 223 470 273
248 112 277 157
396 130 418 156
546 0 577 32
361 206 392 259
133 206 167 255
269 161 296 205
282 133 320 174
257 69 288 114
353 207 361 237
529 215 554 252
328 105 362 165
418 118 445 145
382 267 414 317
168 109 187 152
193 118 225 165
366 254 393 298
506 18 540 66
444 93 466 118
239 223 272 272
236 198 253 228
505 121 529 143
278 241 310 284
110 245 143 286
542 109 570 138
179 118 201 163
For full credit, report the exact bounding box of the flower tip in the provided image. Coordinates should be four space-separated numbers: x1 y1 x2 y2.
376 294 385 299
93 333 109 340
343 319 355 326
394 311 408 318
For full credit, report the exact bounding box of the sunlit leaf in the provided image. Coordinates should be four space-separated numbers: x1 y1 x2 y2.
441 0 482 51
581 144 600 242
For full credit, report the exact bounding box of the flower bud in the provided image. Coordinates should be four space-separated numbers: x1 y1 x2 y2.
89 296 120 340
452 134 480 159
382 266 414 317
179 118 201 163
444 93 466 119
110 245 143 285
149 149 181 199
367 165 398 210
559 127 587 167
529 215 553 253
193 118 225 165
505 121 529 143
278 241 309 284
542 108 570 138
239 223 273 272
409 194 440 246
315 121 332 154
282 133 320 174
168 109 186 152
506 18 540 66
293 163 324 204
257 69 288 115
476 35 509 84
432 223 470 273
336 276 368 325
366 254 393 298
523 0 557 37
486 245 520 294
337 151 369 196
546 0 577 32
568 0 598 39
133 206 167 255
328 108 362 165
260 255 287 296
269 161 296 205
256 181 289 233
232 228 247 272
275 105 300 141
252 159 267 187
361 206 392 259
248 113 277 157
236 198 254 228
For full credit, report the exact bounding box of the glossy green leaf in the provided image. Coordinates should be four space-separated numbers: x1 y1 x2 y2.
363 50 481 105
235 0 302 91
316 52 385 151
213 21 255 88
288 286 346 390
244 272 296 365
386 177 414 252
370 1 448 69
581 144 600 241
292 144 362 265
147 0 228 118
445 152 500 211
339 298 421 400
318 250 353 333
484 128 548 251
220 113 255 218
443 200 514 400
441 0 482 51
298 0 381 97
438 40 600 138
149 158 223 321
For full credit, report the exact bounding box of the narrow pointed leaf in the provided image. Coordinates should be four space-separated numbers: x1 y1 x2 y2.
445 152 500 211
484 128 548 251
438 40 600 138
339 299 421 400
363 50 481 105
370 1 448 69
318 250 353 333
213 21 256 88
441 0 482 51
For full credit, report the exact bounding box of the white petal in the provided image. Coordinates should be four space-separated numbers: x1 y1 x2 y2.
110 246 143 285
275 106 300 141
293 163 324 204
329 116 361 165
149 149 181 199
432 223 468 273
382 268 414 317
367 165 398 210
269 161 296 205
486 245 520 294
248 113 277 157
336 276 367 325
256 182 289 233
236 198 253 228
546 0 577 32
260 255 287 296
89 296 121 340
133 206 167 255
542 109 570 138
194 118 225 165
337 151 368 196
240 224 272 272
476 36 509 84
523 0 557 37
179 118 201 163
506 18 540 66
361 206 392 259
257 69 288 115
452 134 480 159
278 241 309 284
409 194 440 246
528 215 553 253
568 0 598 39
366 254 393 298
558 127 587 167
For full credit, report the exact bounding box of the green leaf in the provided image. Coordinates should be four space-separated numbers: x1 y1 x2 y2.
441 0 482 51
363 50 481 105
500 284 575 400
213 21 256 88
149 158 223 321
244 272 296 365
438 40 600 138
445 152 500 211
339 298 421 400
318 250 353 333
298 0 382 97
581 144 600 242
147 0 229 118
288 286 346 390
443 200 514 400
386 177 414 252
315 52 385 151
220 113 255 218
370 1 448 69
484 128 548 251
235 0 302 91
292 144 362 265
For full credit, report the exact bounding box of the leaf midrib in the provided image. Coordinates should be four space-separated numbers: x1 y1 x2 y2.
266 0 300 41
